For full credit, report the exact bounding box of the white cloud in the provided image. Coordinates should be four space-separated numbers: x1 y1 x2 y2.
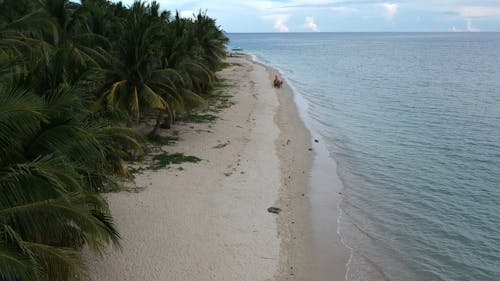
457 7 500 18
179 10 195 18
330 7 358 14
276 21 289 32
382 3 398 21
247 1 280 11
304 16 319 32
247 0 332 10
262 14 290 32
112 0 500 32
451 26 461 32
466 19 480 32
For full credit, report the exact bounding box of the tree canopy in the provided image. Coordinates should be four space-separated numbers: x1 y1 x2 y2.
0 0 228 280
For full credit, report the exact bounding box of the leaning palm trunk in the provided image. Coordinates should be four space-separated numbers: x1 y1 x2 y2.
148 110 164 137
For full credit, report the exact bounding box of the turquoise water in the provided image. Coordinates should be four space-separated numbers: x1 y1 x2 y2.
228 33 500 281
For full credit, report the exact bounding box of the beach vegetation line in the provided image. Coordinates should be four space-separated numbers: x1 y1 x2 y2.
0 0 228 280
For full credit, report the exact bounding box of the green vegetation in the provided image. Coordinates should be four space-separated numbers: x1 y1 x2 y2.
178 81 234 121
179 113 219 123
0 0 228 280
128 152 201 175
208 92 235 112
150 153 202 170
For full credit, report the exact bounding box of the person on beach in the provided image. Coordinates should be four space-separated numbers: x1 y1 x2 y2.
273 74 283 88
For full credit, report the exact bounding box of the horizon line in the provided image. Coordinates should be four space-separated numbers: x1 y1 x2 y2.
225 31 500 33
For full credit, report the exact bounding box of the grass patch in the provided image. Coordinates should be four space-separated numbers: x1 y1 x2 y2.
206 91 235 113
179 113 218 123
214 81 233 88
149 152 201 170
128 152 201 173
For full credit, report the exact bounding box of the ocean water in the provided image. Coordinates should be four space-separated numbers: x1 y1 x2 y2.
228 33 500 281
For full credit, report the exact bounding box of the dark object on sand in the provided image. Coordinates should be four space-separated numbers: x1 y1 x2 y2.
314 139 319 143
267 207 281 214
273 75 283 88
213 140 230 149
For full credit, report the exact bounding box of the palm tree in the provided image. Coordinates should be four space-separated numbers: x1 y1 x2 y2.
0 23 142 279
0 0 229 279
0 85 119 280
193 11 228 71
163 13 215 95
97 1 168 121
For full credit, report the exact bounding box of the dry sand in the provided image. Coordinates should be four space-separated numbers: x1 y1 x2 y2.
84 56 348 281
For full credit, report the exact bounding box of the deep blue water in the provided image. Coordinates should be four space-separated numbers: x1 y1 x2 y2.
228 33 500 281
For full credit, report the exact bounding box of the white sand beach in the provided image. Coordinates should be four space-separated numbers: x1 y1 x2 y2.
84 56 347 281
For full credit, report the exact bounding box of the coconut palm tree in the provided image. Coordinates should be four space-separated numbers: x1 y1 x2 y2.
162 13 215 95
193 11 228 71
0 21 141 281
0 84 121 280
97 1 168 121
0 0 229 279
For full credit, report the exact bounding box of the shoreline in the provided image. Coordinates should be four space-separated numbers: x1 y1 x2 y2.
268 62 317 280
84 55 348 281
259 59 350 281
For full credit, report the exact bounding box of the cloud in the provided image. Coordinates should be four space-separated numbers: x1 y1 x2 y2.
330 6 359 14
457 7 500 18
304 16 319 32
275 21 290 32
247 1 281 11
273 0 397 9
111 0 500 32
262 14 290 32
179 10 195 18
382 3 398 21
466 19 480 32
451 26 461 32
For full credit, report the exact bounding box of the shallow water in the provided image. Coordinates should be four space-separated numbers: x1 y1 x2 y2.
228 33 500 281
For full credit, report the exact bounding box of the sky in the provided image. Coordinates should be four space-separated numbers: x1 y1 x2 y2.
113 0 500 32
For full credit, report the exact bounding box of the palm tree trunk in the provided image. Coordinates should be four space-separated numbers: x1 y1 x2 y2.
148 111 164 137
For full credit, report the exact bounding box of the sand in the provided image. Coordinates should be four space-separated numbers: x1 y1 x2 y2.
84 56 348 281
